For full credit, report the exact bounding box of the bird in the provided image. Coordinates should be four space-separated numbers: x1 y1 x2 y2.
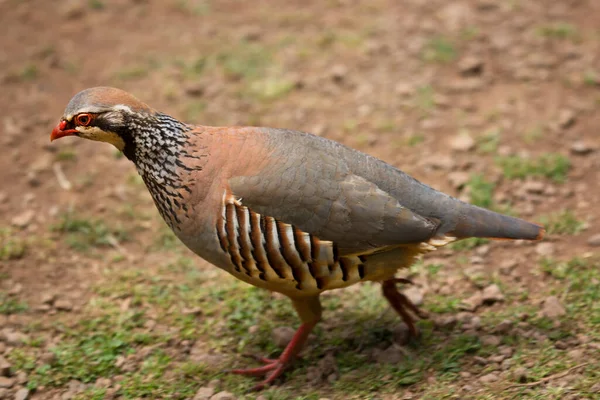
51 87 545 390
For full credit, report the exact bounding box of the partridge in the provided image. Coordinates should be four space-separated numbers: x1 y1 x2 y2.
51 87 545 390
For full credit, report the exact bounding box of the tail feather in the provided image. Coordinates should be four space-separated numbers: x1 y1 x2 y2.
447 203 545 241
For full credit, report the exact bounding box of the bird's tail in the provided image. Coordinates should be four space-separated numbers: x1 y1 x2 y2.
445 202 545 241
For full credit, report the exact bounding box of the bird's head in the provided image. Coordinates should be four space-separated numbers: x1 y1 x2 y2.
50 86 154 154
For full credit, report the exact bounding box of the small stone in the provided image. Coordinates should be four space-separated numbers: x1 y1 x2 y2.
493 319 513 334
450 133 475 152
586 234 600 247
479 372 499 384
570 141 594 155
435 315 457 329
330 64 348 82
374 345 404 364
590 382 600 393
39 352 57 366
558 109 576 129
0 356 10 377
448 171 470 189
482 284 504 304
210 391 236 400
184 83 205 97
14 388 29 400
488 354 505 363
0 377 14 388
393 323 411 346
193 386 215 400
423 154 455 170
514 367 528 382
61 0 86 19
11 210 35 228
403 286 424 306
541 296 566 318
458 56 484 75
567 349 585 361
499 346 514 357
94 377 111 389
271 327 294 348
54 299 73 311
474 356 488 365
41 293 56 305
460 291 483 311
499 259 518 275
15 372 26 385
522 180 545 194
1 330 29 346
535 242 555 257
481 335 501 347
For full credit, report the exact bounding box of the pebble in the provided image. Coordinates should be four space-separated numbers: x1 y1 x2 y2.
567 348 585 361
535 242 555 257
193 386 215 400
458 56 484 75
54 299 74 311
330 64 348 82
570 141 595 155
482 284 504 304
481 335 501 347
210 391 236 400
522 180 545 194
374 345 404 364
540 296 566 318
586 234 600 247
11 210 35 228
403 286 424 306
271 327 294 348
0 377 14 388
558 109 576 129
460 291 483 312
14 388 30 400
479 372 499 384
513 366 528 382
493 319 513 334
1 330 29 346
393 323 411 346
0 356 10 377
450 133 475 152
448 171 470 189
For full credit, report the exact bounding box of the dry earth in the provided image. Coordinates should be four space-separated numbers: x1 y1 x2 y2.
1 0 600 399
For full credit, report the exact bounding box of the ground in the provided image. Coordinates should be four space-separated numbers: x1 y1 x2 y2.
1 0 600 399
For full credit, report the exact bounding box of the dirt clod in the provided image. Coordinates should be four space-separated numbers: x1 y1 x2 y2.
193 387 215 400
271 326 295 348
482 284 504 304
540 296 567 318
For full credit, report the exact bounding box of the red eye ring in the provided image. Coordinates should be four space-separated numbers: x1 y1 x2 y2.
75 113 93 126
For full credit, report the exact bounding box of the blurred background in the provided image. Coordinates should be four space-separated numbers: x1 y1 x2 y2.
1 0 599 399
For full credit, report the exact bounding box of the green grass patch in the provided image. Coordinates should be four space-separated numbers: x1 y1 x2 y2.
51 211 129 252
538 210 584 235
0 228 26 261
495 153 570 182
0 292 28 314
422 36 457 63
536 22 580 41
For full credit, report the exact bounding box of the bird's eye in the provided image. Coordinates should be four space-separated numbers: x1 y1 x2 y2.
75 113 93 126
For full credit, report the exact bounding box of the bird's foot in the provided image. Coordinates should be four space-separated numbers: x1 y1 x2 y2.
228 321 317 391
229 357 288 391
382 278 428 338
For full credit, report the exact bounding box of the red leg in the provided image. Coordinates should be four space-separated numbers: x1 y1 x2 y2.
382 278 428 337
228 296 322 391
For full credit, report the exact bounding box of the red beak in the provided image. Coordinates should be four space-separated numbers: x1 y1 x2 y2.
50 120 78 141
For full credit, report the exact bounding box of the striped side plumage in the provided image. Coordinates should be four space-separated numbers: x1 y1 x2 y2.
215 195 368 293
